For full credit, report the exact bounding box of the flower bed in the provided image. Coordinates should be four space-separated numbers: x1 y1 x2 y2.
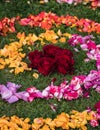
0 103 100 130
0 12 100 36
0 34 100 103
0 1 100 130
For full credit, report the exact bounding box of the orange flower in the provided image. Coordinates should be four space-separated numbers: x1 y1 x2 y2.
0 58 6 69
40 125 50 130
0 39 30 74
44 118 55 129
17 32 25 39
32 118 44 129
0 110 98 130
54 112 69 128
0 116 31 129
39 30 58 41
59 37 66 43
41 20 52 30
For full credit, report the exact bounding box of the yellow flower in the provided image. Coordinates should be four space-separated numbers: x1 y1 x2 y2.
0 116 31 130
63 32 72 38
28 47 32 51
57 30 62 36
34 118 44 125
40 124 50 130
33 72 39 79
32 118 44 130
0 58 6 69
81 125 87 130
59 37 66 43
24 118 30 123
52 39 57 44
54 113 69 128
17 32 25 39
68 122 76 129
0 36 31 74
44 118 55 129
25 34 38 45
0 110 98 130
39 30 58 41
70 24 76 28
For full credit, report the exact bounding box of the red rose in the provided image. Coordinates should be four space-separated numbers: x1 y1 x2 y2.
59 48 73 57
28 50 43 68
94 101 100 113
43 44 61 58
56 54 74 74
28 44 74 75
38 57 55 76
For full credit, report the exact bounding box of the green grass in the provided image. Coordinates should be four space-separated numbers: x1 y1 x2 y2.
0 0 100 129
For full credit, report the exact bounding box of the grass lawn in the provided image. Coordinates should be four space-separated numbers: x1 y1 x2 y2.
0 0 100 129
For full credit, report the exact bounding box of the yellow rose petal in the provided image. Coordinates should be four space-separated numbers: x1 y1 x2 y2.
33 73 39 79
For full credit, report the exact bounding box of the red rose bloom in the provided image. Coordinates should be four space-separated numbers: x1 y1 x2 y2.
28 44 74 76
28 50 43 68
56 54 74 74
38 57 55 76
43 44 61 58
55 49 74 74
60 48 73 57
94 101 100 113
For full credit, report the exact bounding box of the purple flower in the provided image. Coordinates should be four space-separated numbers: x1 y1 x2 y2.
84 70 100 93
7 95 19 103
0 82 28 103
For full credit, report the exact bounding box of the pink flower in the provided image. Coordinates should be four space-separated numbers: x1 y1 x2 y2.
71 76 85 86
0 21 3 30
19 18 31 26
64 91 78 100
26 87 42 102
42 82 59 99
96 60 100 70
56 0 73 4
90 120 99 127
87 40 96 50
83 91 90 98
84 70 100 92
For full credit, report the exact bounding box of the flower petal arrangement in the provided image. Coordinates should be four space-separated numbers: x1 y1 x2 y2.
0 1 100 130
28 44 74 75
0 69 100 103
0 33 100 104
18 12 100 34
0 12 100 36
0 101 100 129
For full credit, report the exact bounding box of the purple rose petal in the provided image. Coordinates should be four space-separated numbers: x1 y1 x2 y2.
7 95 19 103
1 87 12 99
